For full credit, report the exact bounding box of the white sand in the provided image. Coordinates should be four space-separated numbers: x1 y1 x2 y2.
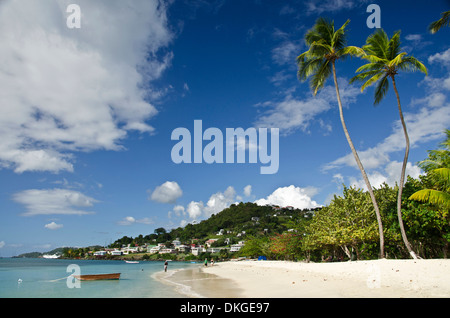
201 259 450 298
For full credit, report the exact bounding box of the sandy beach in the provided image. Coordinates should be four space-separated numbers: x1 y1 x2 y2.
157 259 450 298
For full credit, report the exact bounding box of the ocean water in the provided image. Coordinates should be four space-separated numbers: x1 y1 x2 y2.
0 258 197 298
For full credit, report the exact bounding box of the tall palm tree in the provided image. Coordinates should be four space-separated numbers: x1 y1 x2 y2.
297 18 385 258
350 29 427 259
428 10 450 34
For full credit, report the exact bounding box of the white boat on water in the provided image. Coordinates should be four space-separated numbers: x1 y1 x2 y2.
42 254 60 259
125 260 139 264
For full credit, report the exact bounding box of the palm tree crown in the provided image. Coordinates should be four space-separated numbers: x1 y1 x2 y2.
297 17 364 95
350 29 427 104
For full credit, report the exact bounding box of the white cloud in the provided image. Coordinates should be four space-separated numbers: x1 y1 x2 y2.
271 40 302 66
304 0 361 14
349 161 422 190
254 185 321 209
254 79 361 135
13 188 98 216
0 0 173 173
150 181 183 204
186 201 204 220
428 48 450 68
176 186 240 224
204 186 236 216
405 34 422 41
244 185 252 197
323 99 450 172
0 241 5 249
117 216 153 226
45 222 63 230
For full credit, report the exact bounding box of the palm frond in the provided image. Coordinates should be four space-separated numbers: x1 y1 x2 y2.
409 189 450 209
364 29 389 60
337 45 365 58
332 19 350 50
354 62 384 74
311 60 331 95
398 56 428 75
388 52 406 67
387 31 401 60
297 56 324 82
373 74 389 105
428 10 450 34
361 72 385 92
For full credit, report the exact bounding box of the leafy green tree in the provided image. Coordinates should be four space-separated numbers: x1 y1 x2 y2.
350 29 427 259
403 176 450 258
296 17 385 258
238 236 270 258
269 233 303 260
303 186 380 260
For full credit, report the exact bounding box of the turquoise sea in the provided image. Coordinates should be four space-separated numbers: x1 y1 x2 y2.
0 258 197 298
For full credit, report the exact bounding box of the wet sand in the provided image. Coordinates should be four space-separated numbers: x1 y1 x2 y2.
153 265 243 298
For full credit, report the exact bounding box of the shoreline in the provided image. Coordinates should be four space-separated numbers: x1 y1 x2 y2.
158 259 450 298
153 265 243 298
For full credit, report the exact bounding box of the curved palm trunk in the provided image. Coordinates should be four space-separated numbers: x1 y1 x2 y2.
391 76 418 260
332 61 385 258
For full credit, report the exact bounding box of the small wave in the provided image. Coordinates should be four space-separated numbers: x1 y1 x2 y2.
152 269 205 298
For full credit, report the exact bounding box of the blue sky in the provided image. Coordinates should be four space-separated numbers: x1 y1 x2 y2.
1 0 449 257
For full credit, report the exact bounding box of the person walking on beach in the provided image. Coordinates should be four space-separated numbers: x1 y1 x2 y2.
204 258 208 267
164 260 168 272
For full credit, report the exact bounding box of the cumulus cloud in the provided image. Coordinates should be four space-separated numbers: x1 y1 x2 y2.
244 185 252 197
349 161 422 190
186 201 204 220
323 95 450 172
45 222 63 230
254 79 361 135
149 181 183 204
0 0 173 173
254 185 321 209
172 186 240 225
13 188 98 216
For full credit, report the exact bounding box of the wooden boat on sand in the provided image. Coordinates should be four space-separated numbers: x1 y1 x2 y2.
73 273 121 281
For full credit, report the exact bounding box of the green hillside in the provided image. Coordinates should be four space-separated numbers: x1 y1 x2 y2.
109 202 320 248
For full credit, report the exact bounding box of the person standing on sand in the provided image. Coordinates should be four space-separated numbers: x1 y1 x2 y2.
164 260 168 272
204 258 208 267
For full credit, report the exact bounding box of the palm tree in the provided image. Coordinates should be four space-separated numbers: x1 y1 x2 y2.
296 18 385 258
410 129 450 209
350 29 427 259
428 10 450 34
